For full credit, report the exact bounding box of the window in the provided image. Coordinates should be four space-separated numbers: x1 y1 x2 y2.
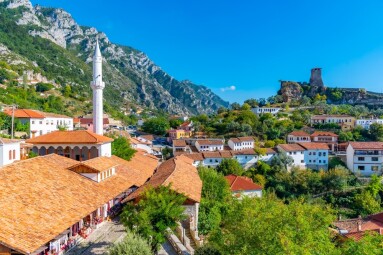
313 160 316 163
32 120 35 124
309 152 312 155
323 152 326 156
309 160 312 163
9 150 12 160
13 150 15 159
358 166 365 171
358 157 365 161
319 160 322 163
293 152 296 155
39 121 42 124
319 152 322 156
323 160 326 164
210 159 213 163
372 166 379 171
313 152 316 155
372 157 379 162
301 160 304 163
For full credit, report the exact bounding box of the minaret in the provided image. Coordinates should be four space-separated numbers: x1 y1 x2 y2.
91 39 105 135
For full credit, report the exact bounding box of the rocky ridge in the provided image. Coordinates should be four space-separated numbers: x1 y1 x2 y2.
0 0 229 115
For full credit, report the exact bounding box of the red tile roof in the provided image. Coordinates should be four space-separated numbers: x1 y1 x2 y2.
349 142 383 150
278 144 305 152
310 131 338 137
79 118 109 125
173 139 187 147
225 174 262 191
289 131 310 137
297 142 329 150
0 138 23 144
0 152 158 254
139 135 155 141
184 153 204 161
26 130 113 144
196 139 224 146
4 109 44 118
125 155 202 202
229 137 254 143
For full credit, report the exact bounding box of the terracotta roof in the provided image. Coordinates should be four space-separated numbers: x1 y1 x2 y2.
32 110 71 119
225 174 262 191
310 131 338 137
312 115 354 118
79 118 109 125
184 153 204 161
349 142 383 150
265 148 277 154
288 131 310 137
125 155 202 203
173 139 187 147
229 137 254 143
180 122 191 127
0 152 157 254
297 142 329 150
278 144 305 152
70 156 118 173
4 109 44 118
196 139 223 146
233 149 256 155
220 151 235 158
139 135 155 141
202 151 221 158
0 138 22 144
26 130 113 144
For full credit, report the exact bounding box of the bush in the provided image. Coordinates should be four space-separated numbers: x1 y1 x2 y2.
108 231 152 255
35 82 54 92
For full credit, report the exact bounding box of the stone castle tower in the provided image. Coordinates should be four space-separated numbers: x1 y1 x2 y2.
309 68 324 87
91 40 105 135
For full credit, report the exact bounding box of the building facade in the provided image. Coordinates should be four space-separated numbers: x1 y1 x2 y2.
287 131 311 144
228 137 254 150
0 138 22 167
252 107 281 116
346 142 383 176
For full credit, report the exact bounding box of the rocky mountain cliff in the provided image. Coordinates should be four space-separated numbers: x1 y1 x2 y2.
278 68 383 107
0 0 229 115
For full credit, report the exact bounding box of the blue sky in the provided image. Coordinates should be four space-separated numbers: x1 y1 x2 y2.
31 0 383 103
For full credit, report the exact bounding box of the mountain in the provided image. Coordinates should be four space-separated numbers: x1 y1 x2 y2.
0 0 229 116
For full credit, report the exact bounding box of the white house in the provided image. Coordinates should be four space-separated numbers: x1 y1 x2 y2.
130 137 153 154
277 143 329 170
287 131 311 144
277 144 306 169
346 142 383 176
0 138 22 167
225 174 263 198
252 107 281 116
356 119 383 130
195 139 224 152
228 137 254 150
4 108 73 138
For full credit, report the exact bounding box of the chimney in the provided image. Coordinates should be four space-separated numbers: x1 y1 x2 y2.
357 215 362 232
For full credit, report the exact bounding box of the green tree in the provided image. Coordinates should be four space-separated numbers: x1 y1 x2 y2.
341 232 383 255
216 158 244 176
244 98 258 108
195 245 222 255
369 123 383 141
108 231 152 255
354 190 381 216
121 185 186 251
169 118 183 129
141 117 170 136
230 102 241 110
198 167 232 235
270 151 293 171
209 196 339 255
111 136 136 160
240 103 251 111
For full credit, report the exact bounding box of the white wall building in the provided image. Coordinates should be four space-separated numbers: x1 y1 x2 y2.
356 119 383 129
252 107 281 116
228 137 254 150
0 138 22 167
195 139 224 152
287 131 311 143
277 143 329 170
346 142 383 176
4 109 73 138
